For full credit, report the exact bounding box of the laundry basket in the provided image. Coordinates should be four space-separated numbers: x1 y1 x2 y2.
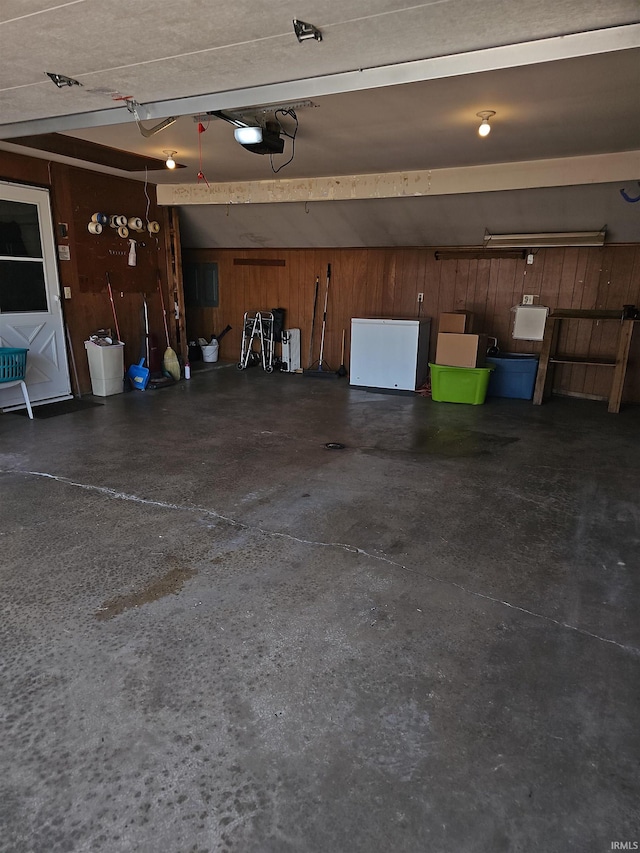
0 347 28 382
0 347 33 418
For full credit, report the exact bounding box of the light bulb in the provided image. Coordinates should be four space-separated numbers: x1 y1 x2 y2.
476 111 495 138
164 150 177 169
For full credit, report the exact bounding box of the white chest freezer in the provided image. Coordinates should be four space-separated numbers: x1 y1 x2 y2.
350 318 431 391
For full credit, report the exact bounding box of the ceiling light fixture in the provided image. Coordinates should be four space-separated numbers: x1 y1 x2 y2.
476 110 496 137
484 229 607 248
163 150 177 169
293 19 322 42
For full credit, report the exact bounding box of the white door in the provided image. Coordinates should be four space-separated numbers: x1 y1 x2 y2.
0 182 71 410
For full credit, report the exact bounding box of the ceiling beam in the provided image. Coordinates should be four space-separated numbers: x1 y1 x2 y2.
1 24 638 139
157 151 640 206
7 133 185 171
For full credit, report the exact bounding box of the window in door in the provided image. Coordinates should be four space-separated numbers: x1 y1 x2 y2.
0 199 47 312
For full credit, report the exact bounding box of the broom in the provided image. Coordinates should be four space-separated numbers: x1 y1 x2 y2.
157 273 181 380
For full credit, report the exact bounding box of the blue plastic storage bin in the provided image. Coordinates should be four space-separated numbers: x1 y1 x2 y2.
486 353 539 399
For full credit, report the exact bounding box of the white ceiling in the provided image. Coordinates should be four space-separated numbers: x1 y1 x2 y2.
1 1 639 247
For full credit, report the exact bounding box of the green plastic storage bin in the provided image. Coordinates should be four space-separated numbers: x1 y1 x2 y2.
429 363 494 404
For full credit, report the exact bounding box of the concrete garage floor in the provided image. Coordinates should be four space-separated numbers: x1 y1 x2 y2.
1 364 639 853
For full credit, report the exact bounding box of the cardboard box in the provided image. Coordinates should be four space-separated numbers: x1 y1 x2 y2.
436 332 487 368
439 311 474 334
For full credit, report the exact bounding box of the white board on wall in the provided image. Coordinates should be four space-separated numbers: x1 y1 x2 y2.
512 305 549 341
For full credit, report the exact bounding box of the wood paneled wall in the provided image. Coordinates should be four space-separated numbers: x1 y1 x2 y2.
184 246 640 403
1 151 172 394
2 145 638 403
50 163 170 393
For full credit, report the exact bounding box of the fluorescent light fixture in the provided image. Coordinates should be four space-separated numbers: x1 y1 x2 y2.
435 250 526 260
234 126 263 145
484 230 606 248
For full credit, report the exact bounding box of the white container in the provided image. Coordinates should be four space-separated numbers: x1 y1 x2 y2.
201 341 219 363
350 318 431 391
84 341 124 396
281 328 301 372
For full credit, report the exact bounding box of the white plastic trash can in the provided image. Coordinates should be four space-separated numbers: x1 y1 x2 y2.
201 341 219 363
84 341 124 396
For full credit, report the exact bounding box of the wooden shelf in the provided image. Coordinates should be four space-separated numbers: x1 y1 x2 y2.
533 310 637 413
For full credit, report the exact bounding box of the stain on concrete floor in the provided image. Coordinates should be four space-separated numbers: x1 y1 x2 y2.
368 427 520 458
95 565 198 620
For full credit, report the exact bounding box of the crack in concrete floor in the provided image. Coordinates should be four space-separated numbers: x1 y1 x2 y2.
4 468 639 658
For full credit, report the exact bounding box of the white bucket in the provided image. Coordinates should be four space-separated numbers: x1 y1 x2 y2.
201 342 219 363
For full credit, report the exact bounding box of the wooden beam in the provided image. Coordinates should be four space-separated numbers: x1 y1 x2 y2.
157 151 640 206
9 133 186 172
